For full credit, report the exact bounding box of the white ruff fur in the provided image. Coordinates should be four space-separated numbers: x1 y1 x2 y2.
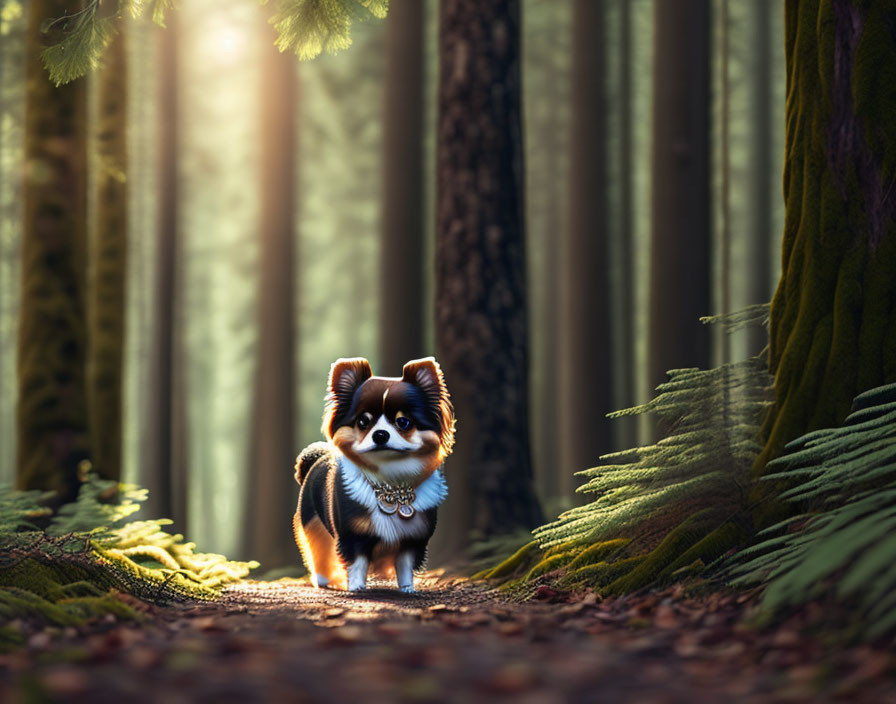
339 455 448 546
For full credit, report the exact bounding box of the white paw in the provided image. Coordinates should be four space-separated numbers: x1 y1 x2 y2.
346 555 369 592
399 585 416 594
312 573 329 588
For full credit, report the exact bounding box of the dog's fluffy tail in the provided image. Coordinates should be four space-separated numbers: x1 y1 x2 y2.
294 441 331 485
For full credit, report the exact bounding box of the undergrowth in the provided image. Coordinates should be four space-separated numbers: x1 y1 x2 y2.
478 305 773 598
0 472 256 650
731 382 896 640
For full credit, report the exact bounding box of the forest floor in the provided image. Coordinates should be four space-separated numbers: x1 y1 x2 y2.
1 572 895 704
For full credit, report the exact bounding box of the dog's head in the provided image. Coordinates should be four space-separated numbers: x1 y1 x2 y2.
322 357 455 484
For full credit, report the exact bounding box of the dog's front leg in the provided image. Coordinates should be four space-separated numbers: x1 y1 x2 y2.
346 555 369 592
395 551 416 593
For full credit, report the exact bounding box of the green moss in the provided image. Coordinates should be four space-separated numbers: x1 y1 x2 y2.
524 551 577 582
566 538 630 570
563 556 645 590
603 509 723 595
663 520 746 575
544 540 585 557
472 541 541 581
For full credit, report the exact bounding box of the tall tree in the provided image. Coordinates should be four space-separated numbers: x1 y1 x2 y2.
16 0 89 503
243 12 298 568
560 0 612 489
87 27 127 482
142 15 187 526
756 0 896 473
435 0 542 552
615 0 637 449
746 0 773 357
647 0 712 399
379 0 424 374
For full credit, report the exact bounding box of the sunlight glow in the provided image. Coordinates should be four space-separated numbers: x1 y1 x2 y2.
204 22 248 64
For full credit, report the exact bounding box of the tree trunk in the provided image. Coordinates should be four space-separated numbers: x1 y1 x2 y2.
647 0 711 402
17 0 89 503
561 0 612 486
746 0 773 357
434 0 542 553
87 28 127 482
616 0 637 449
379 0 425 374
756 0 896 474
142 16 187 527
243 18 298 569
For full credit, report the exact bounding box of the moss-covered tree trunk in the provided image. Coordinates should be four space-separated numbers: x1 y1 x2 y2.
434 0 542 553
17 0 90 502
756 0 896 475
87 29 127 482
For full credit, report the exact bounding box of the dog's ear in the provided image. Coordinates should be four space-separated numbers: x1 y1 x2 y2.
322 358 372 439
402 357 455 455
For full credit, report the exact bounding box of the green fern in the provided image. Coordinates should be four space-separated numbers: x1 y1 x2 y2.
534 304 773 549
0 487 53 532
47 473 145 538
0 474 258 646
730 382 896 638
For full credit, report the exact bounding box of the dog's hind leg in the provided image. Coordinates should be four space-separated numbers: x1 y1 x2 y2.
302 517 345 589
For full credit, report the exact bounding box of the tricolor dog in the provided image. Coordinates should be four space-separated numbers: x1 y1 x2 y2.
293 357 455 593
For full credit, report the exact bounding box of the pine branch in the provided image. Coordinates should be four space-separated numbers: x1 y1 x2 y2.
265 0 388 60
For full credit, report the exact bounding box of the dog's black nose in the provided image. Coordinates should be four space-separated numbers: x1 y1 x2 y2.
372 429 390 446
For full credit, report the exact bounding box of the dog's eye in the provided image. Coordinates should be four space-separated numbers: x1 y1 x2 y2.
357 414 373 430
395 416 413 432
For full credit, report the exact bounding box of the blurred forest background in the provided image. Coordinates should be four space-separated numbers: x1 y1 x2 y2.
0 0 785 568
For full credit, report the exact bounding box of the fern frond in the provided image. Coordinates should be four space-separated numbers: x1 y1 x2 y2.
730 381 896 639
266 0 388 60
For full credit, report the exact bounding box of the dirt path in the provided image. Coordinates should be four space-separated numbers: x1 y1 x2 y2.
1 573 894 703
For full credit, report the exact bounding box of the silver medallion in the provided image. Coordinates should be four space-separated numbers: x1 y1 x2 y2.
377 497 398 514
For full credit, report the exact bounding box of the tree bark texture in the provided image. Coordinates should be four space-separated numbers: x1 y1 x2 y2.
647 0 712 402
561 0 613 485
379 0 425 375
17 0 89 502
243 20 297 568
142 16 188 527
435 0 542 549
757 0 896 474
87 29 127 482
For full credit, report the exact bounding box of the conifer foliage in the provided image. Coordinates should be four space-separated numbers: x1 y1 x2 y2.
264 0 387 60
39 0 388 85
40 0 174 86
732 382 896 638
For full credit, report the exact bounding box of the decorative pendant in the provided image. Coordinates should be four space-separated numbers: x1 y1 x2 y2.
373 483 416 519
377 497 398 514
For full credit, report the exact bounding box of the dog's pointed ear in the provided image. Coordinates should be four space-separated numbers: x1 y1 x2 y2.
402 357 455 454
322 358 372 438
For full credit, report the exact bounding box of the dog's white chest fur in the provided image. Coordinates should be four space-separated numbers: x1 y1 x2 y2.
339 456 448 545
